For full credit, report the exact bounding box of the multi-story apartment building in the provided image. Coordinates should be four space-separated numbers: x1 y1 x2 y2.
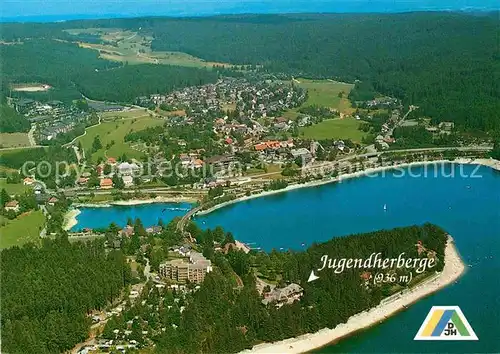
159 252 212 284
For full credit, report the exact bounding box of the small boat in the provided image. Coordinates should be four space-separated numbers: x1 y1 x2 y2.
383 204 387 211
301 243 305 247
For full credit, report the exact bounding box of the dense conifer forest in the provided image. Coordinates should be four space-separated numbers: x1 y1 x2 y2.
1 40 219 104
75 64 218 102
1 238 131 353
0 103 31 133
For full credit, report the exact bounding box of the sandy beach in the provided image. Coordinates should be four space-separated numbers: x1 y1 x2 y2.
63 208 81 231
241 236 465 354
198 158 499 216
73 195 198 208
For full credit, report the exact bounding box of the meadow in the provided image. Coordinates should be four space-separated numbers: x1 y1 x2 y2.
77 113 164 161
283 78 355 121
0 178 30 195
0 133 31 148
295 78 354 111
299 118 367 142
100 108 150 120
0 210 44 249
70 28 234 68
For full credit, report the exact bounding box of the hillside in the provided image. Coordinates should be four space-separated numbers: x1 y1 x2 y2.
1 12 499 131
1 40 219 103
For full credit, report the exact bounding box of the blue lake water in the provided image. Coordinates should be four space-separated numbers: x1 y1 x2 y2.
73 164 500 352
71 202 192 231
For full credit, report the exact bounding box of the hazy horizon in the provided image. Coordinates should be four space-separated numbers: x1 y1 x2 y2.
3 0 499 22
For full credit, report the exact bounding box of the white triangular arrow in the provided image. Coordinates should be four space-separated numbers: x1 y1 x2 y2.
307 270 320 282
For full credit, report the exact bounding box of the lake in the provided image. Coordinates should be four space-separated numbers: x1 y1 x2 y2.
71 202 192 231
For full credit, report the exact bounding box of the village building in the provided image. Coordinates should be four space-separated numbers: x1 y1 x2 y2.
439 121 455 131
23 177 35 185
159 252 212 284
100 178 113 189
118 162 140 176
4 200 20 212
261 283 304 308
47 197 58 206
77 177 89 186
120 225 134 237
290 148 312 163
122 175 134 187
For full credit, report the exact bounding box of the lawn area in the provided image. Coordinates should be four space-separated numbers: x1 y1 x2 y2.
299 118 367 142
101 108 150 120
0 147 41 171
77 115 164 161
285 78 355 119
0 133 31 148
0 210 45 249
0 178 30 195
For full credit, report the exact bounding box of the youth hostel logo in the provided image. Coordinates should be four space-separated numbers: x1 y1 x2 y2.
414 306 478 341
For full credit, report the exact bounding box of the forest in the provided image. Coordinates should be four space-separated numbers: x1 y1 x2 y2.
75 64 218 103
1 40 219 104
1 237 131 353
0 103 31 133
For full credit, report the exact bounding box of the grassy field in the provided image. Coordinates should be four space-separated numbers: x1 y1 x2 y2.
70 28 234 68
0 210 44 249
284 78 355 120
0 178 30 195
77 114 164 161
0 133 31 148
295 78 354 110
0 147 41 171
299 118 367 142
101 108 150 120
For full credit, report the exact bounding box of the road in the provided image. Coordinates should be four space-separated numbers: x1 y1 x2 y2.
0 145 43 151
28 123 36 146
67 187 206 196
249 145 493 179
177 205 203 232
63 114 101 148
387 105 417 137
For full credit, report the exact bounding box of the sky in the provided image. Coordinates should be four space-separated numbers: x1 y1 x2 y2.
2 0 499 21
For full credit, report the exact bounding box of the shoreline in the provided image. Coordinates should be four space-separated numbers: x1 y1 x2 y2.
63 208 81 231
241 236 465 353
197 158 499 216
73 195 198 208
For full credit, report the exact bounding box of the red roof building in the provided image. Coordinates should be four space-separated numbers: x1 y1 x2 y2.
100 178 113 189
